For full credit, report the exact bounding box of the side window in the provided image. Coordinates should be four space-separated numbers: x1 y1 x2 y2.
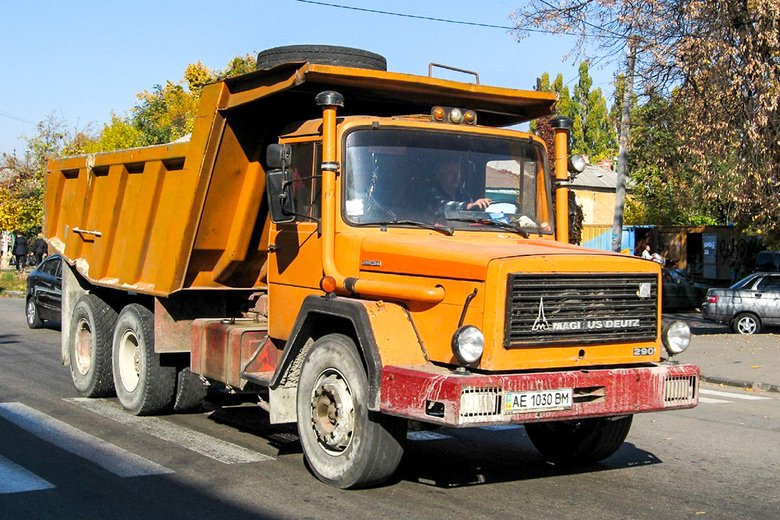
757 275 780 291
40 258 57 276
288 142 321 221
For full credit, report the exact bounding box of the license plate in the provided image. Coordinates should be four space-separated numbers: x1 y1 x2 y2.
504 389 573 413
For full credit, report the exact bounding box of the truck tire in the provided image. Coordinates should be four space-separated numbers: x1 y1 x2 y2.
112 304 176 415
296 334 405 488
172 367 207 413
256 45 387 71
525 415 633 465
731 312 761 334
69 294 118 397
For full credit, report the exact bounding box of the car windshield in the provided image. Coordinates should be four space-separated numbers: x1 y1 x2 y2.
343 128 553 234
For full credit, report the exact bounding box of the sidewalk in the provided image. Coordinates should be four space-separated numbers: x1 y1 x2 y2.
669 312 780 393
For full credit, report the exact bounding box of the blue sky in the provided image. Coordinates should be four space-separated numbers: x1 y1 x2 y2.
0 0 619 156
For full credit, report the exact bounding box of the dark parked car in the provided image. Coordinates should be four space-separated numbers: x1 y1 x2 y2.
701 272 780 334
26 254 62 328
662 268 709 311
755 251 780 272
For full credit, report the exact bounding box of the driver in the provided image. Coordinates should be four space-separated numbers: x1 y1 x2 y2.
428 160 491 212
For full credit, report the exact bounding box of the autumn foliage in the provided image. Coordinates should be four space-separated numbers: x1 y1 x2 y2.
0 54 256 235
513 0 780 246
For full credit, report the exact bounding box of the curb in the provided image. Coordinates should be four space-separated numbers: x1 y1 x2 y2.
0 291 25 299
700 374 780 394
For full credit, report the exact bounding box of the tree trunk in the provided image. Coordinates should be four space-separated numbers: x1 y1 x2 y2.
611 37 636 252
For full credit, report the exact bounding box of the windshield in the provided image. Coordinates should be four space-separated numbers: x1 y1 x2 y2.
343 128 553 234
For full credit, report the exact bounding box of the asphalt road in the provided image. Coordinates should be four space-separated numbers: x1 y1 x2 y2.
1 297 778 519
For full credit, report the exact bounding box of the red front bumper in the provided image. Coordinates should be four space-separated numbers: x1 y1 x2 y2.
380 363 699 427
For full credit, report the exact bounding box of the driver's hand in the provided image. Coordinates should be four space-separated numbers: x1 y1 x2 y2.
466 198 492 210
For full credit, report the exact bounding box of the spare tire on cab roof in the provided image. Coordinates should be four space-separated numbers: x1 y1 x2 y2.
256 45 387 71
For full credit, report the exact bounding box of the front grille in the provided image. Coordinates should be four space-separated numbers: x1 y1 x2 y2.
505 273 658 347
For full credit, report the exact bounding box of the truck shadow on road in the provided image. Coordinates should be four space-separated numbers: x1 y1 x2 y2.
205 403 661 489
396 426 661 488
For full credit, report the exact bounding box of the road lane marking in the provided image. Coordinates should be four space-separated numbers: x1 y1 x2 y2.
0 402 172 477
66 398 273 464
700 389 771 400
0 454 54 494
699 397 731 404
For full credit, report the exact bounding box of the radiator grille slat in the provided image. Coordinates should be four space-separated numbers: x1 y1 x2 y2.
505 273 658 347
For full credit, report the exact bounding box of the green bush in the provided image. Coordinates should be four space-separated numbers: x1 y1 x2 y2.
0 271 26 295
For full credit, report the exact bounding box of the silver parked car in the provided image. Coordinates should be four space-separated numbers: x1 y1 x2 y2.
701 272 780 334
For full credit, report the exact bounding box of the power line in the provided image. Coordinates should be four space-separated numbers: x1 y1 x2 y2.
292 0 620 95
0 111 35 125
292 0 555 34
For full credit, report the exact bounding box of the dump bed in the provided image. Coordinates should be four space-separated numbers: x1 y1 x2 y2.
44 62 557 296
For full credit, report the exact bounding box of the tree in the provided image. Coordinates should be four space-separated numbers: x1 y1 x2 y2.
1 53 259 234
534 64 616 161
511 0 780 247
133 81 199 146
93 114 146 152
626 91 719 225
0 115 83 234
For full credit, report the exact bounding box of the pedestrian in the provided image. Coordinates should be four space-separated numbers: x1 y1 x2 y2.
32 234 48 265
13 232 28 271
641 245 652 260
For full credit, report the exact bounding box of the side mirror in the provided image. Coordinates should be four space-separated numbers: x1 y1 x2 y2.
267 144 291 169
266 169 295 223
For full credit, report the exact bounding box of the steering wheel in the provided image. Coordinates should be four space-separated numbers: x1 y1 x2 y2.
485 201 520 214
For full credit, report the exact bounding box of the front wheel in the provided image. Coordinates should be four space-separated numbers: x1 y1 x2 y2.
732 313 761 334
525 415 633 465
296 334 406 488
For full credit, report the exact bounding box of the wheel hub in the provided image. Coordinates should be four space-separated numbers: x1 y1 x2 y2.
310 372 355 453
118 329 141 392
74 319 93 376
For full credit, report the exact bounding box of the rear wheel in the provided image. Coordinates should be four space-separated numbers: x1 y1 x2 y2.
26 297 43 329
525 415 633 465
173 367 207 413
112 304 176 415
68 294 118 397
296 334 406 488
732 313 761 334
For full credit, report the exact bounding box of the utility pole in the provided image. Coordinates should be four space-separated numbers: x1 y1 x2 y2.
611 36 637 253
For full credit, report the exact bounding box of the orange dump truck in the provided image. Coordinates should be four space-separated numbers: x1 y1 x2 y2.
45 45 698 488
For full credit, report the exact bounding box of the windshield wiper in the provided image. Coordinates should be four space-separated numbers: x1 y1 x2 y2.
356 219 454 236
446 215 530 238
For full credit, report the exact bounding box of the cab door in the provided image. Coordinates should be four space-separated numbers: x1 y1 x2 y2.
267 141 323 339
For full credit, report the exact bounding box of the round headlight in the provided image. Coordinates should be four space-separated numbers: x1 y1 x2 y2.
452 325 484 365
568 154 587 174
662 320 691 356
449 108 463 124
